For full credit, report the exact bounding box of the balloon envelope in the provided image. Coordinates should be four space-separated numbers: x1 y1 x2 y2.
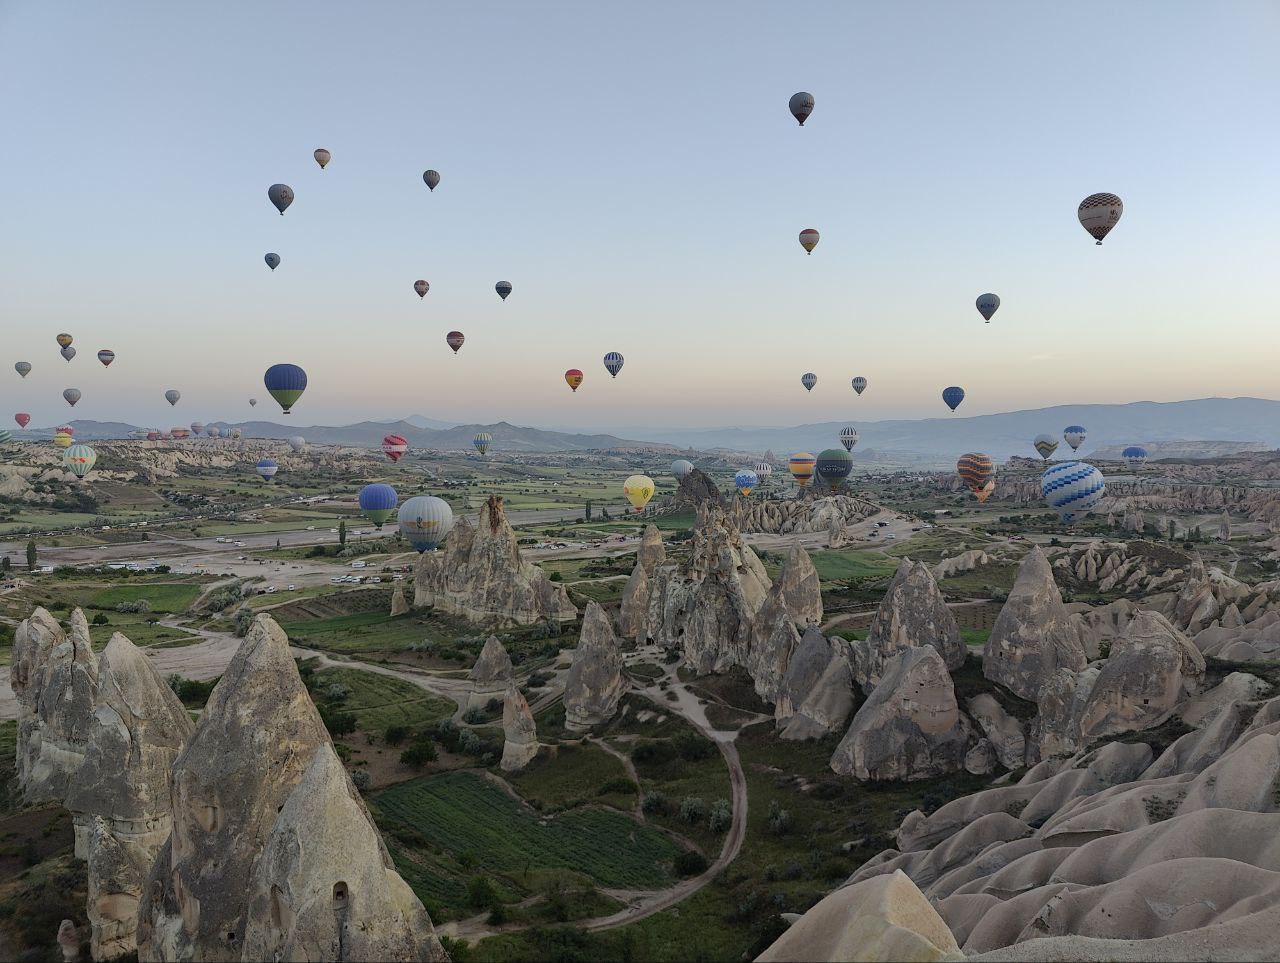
564 369 583 392
942 386 965 411
976 479 996 503
264 363 307 414
61 346 76 362
1033 434 1059 460
801 372 817 392
623 474 655 512
799 228 820 254
840 426 858 451
56 333 73 348
359 483 398 528
0 430 10 445
473 432 492 455
851 376 867 395
957 453 995 495
399 495 454 552
313 148 331 169
422 170 440 191
54 431 73 448
382 434 408 462
64 443 97 479
734 469 758 496
754 461 773 480
287 436 305 453
97 349 115 367
15 362 31 378
603 352 624 377
268 183 294 214
249 398 258 407
255 458 279 482
265 253 280 271
788 452 816 487
976 293 1000 322
1078 193 1123 244
164 389 180 406
671 459 694 481
815 448 853 490
1042 462 1106 522
414 280 429 298
207 425 222 438
1123 446 1148 468
63 388 81 407
495 281 512 301
788 91 814 126
446 331 465 353
1064 426 1087 451
15 413 30 428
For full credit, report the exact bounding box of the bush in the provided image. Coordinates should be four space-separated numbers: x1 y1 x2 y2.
319 705 357 738
548 571 563 582
640 791 667 814
91 612 109 626
678 796 706 824
466 875 499 910
322 683 351 702
708 798 732 833
462 706 486 725
767 799 793 836
673 730 715 761
674 849 708 877
596 777 639 797
384 724 409 746
400 738 438 768
350 769 370 792
116 598 151 614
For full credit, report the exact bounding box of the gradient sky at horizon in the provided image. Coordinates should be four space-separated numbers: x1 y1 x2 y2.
2 1 1278 432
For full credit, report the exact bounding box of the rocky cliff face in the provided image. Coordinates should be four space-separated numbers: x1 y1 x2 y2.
467 636 514 710
670 467 724 511
781 638 857 742
26 609 99 804
619 524 666 639
500 685 539 771
747 541 824 703
853 559 964 691
563 602 626 731
414 495 577 626
10 606 65 797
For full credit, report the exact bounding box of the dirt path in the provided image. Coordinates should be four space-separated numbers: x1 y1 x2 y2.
590 737 646 822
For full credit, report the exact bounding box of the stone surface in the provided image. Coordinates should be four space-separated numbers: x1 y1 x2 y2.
86 816 142 961
773 625 832 724
671 467 725 511
749 541 823 703
26 608 99 803
781 640 857 741
240 744 448 962
57 920 80 962
10 606 65 798
414 495 576 625
619 524 666 638
967 694 1026 770
500 684 539 771
389 583 410 617
855 559 964 691
466 635 514 710
563 602 625 731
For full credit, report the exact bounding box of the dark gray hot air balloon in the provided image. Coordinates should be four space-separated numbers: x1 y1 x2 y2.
495 280 512 301
414 280 429 298
268 183 294 215
61 346 76 362
976 293 1000 322
63 388 81 407
15 362 31 378
423 170 440 191
789 92 815 126
164 389 181 406
265 253 281 271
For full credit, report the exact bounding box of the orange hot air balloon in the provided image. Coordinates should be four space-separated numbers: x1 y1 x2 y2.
956 452 995 498
564 369 584 392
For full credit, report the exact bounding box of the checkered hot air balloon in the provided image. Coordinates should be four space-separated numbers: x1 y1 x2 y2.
1064 426 1087 451
1042 462 1106 523
1078 193 1123 245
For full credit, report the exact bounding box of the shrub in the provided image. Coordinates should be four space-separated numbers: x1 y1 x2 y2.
767 800 794 836
462 706 486 725
466 875 499 910
319 705 357 738
116 598 151 614
678 796 706 824
673 730 714 761
90 612 109 626
384 724 409 746
322 683 351 703
549 571 563 582
350 769 370 792
674 849 708 877
400 739 438 768
640 791 667 814
708 798 732 833
596 777 639 797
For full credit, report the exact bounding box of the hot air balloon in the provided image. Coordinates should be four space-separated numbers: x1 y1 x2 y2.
422 170 440 191
164 389 181 407
976 480 996 503
54 431 74 449
942 386 965 411
15 362 31 378
1042 461 1106 523
268 183 294 215
734 469 758 497
473 432 492 455
851 376 867 395
414 280 429 298
788 91 815 126
1064 426 1087 452
671 459 694 481
288 436 306 453
815 448 853 490
63 388 81 407
1078 193 1123 244
446 331 465 354
256 459 279 482
95 349 115 367
495 281 512 301
314 148 331 169
230 428 241 440
956 452 995 497
840 426 858 451
399 495 454 552
249 398 258 407
603 352 624 378
754 461 773 484
58 425 74 436
359 483 398 529
1122 446 1148 469
159 432 172 441
801 372 817 392
0 430 10 445
145 431 160 443
56 333 73 348
264 363 307 414
207 425 222 439
15 413 30 428
191 422 205 436
623 474 655 513
976 293 1000 323
382 434 408 462
61 346 76 362
799 228 820 254
1033 434 1059 460
64 443 97 479
171 428 191 440
265 253 280 271
788 452 816 488
565 369 583 392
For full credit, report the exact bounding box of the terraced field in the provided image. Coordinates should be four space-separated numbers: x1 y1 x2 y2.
311 666 454 731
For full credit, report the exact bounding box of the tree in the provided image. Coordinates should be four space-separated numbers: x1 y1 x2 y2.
26 540 37 571
1 557 10 573
1167 519 1177 541
275 538 281 550
338 519 347 549
585 500 593 521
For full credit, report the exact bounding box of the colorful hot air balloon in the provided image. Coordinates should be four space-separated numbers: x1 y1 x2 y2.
788 91 814 126
1042 461 1106 523
145 431 160 443
603 352 624 378
314 148 331 170
359 483 398 529
382 434 409 462
56 333 73 348
57 425 74 436
422 170 441 191
734 469 758 497
976 479 996 503
851 376 867 395
15 362 31 378
754 461 773 484
15 413 30 428
801 372 817 392
495 281 512 301
0 430 10 445
268 183 294 215
97 349 115 367
623 474 655 513
64 443 97 480
1078 193 1123 244
815 448 853 490
265 253 280 271
1064 426 1087 452
1123 446 1148 469
956 452 995 497
54 431 74 449
399 495 454 552
788 452 816 488
63 388 81 407
164 389 181 407
840 426 858 452
264 364 307 414
446 331 465 354
799 228 820 254
942 386 965 411
671 459 694 481
61 346 76 362
473 432 492 455
207 425 222 438
1033 434 1059 460
170 428 191 440
414 280 429 298
288 436 306 453
256 459 279 482
976 293 1000 323
565 369 584 392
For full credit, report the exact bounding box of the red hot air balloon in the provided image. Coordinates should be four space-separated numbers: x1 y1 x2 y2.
564 369 584 392
15 413 30 428
382 434 409 462
446 331 465 354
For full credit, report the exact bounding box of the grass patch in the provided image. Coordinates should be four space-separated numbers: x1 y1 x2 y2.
88 582 203 614
506 742 635 812
310 666 455 732
808 548 899 584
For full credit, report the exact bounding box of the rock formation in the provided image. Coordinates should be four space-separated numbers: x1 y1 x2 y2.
781 639 858 741
984 547 1087 701
413 495 576 625
10 606 65 797
389 583 409 616
773 624 833 723
729 493 878 536
500 685 539 771
563 602 625 731
747 540 823 702
619 524 665 638
240 744 448 962
466 635 514 710
57 920 80 962
853 559 964 691
831 647 974 781
671 467 724 511
26 608 99 803
966 694 1026 770
933 549 994 580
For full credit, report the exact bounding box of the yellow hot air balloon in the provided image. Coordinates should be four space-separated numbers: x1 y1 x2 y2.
53 431 74 449
623 474 655 513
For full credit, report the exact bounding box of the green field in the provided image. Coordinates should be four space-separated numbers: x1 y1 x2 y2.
506 742 636 812
808 547 899 583
311 666 455 731
89 582 203 613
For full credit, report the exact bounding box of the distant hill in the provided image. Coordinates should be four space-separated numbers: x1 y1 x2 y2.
401 414 458 431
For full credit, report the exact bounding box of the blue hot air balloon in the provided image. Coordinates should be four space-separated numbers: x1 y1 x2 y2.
1042 461 1106 523
473 432 493 455
1064 425 1087 451
399 495 454 552
734 469 758 496
358 483 398 529
942 386 965 411
264 363 307 414
256 458 279 482
603 352 624 378
801 372 817 392
1122 446 1148 469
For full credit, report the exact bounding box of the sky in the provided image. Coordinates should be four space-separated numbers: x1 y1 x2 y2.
2 1 1278 433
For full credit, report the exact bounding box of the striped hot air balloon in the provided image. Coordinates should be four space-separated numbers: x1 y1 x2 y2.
798 228 820 254
1033 434 1059 460
603 352 624 378
97 349 115 367
256 459 279 482
1064 426 1087 451
64 443 97 479
1042 461 1106 523
840 426 858 451
851 376 867 395
956 452 995 497
473 432 492 456
754 461 773 484
801 372 817 392
0 430 11 445
382 434 408 462
446 331 465 354
671 459 694 481
788 452 816 488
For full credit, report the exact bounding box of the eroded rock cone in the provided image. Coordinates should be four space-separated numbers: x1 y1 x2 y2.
27 607 98 803
984 547 1087 701
500 684 539 771
467 635 514 710
774 624 832 724
748 541 823 703
672 467 725 511
10 606 65 795
389 583 409 616
855 559 964 691
240 744 449 962
781 639 857 741
619 524 666 638
563 602 625 731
